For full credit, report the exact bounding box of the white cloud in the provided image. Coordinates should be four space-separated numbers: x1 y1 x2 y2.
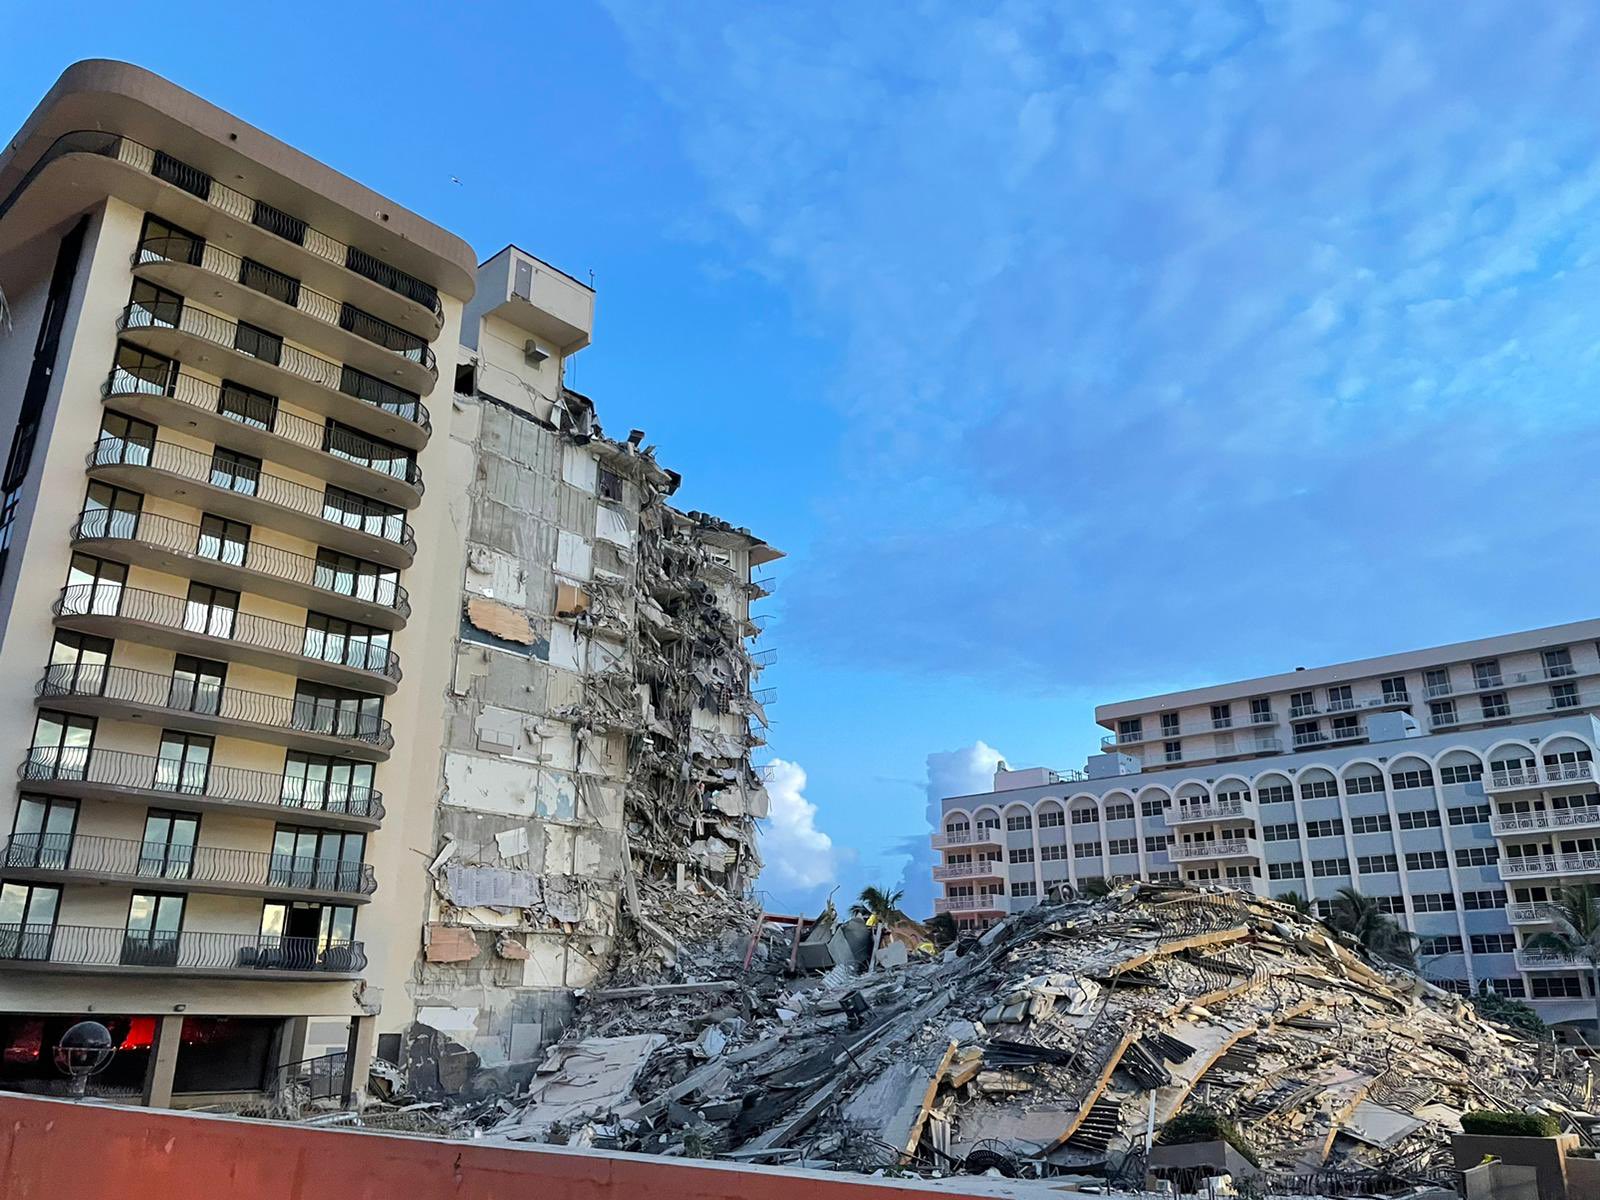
897 741 1006 915
758 758 841 894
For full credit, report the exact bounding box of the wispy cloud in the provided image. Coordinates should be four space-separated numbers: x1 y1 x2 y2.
606 3 1600 692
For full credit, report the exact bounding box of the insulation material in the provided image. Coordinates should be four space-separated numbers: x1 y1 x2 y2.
426 924 481 964
548 622 581 672
466 597 537 645
595 504 633 547
464 545 528 606
495 827 531 860
445 864 541 911
560 444 598 492
555 530 592 580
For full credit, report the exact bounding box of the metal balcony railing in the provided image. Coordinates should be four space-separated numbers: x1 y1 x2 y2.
71 509 411 620
2 833 376 896
54 585 401 684
87 436 415 555
933 895 1006 913
117 302 430 435
1515 947 1588 971
0 922 366 975
104 367 424 495
19 746 384 821
1168 837 1258 861
35 663 393 751
1507 903 1554 924
135 236 436 374
1499 853 1600 878
1491 806 1600 835
1489 762 1599 792
1167 798 1251 824
930 860 1005 881
931 828 1004 849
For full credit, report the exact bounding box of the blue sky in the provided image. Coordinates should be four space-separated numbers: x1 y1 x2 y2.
8 4 1600 918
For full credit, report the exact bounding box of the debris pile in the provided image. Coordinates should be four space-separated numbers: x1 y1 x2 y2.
385 883 1599 1194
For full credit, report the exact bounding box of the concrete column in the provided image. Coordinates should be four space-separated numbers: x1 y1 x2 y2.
141 1015 183 1109
278 1016 309 1073
341 1015 377 1109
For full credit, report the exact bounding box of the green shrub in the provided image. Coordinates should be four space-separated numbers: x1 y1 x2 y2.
1460 1110 1561 1138
1472 988 1546 1036
1158 1107 1260 1166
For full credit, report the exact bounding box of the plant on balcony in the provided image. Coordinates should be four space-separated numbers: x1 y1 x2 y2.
1327 885 1416 968
1523 883 1600 1033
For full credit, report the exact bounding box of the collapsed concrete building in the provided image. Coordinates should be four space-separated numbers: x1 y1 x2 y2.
407 249 781 1061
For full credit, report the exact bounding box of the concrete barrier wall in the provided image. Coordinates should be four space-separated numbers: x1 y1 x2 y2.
0 1093 1001 1200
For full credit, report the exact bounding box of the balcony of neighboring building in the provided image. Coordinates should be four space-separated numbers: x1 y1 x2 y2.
1498 852 1600 881
1486 761 1600 795
116 297 431 450
932 894 1007 915
0 922 366 980
19 746 383 831
34 663 392 759
71 509 410 630
1514 947 1590 972
931 827 1003 850
132 227 438 391
52 585 401 694
1491 803 1600 838
1427 688 1600 734
1507 902 1556 926
931 859 1005 882
1167 835 1261 862
103 365 424 509
1165 797 1258 827
0 834 374 904
85 435 415 568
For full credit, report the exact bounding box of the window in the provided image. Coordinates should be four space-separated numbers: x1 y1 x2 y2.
169 655 226 715
1268 861 1304 880
0 883 62 960
1257 784 1294 804
1006 813 1032 831
1312 858 1349 877
598 467 623 503
1327 685 1353 711
1211 704 1232 729
1471 933 1517 954
1345 773 1383 794
1543 647 1576 678
1072 807 1097 825
1163 740 1181 763
1380 675 1409 702
325 421 414 483
1117 718 1142 743
234 320 283 366
1405 851 1449 871
1430 699 1458 727
1104 802 1134 822
183 582 238 640
280 752 376 816
1039 844 1067 861
1357 854 1399 874
197 513 249 566
1532 977 1583 999
123 892 185 966
270 826 365 892
339 365 423 423
138 810 199 880
323 485 405 543
1150 870 1180 883
1141 797 1170 816
112 341 176 395
1349 814 1391 834
1551 681 1580 710
1463 889 1507 910
1012 881 1037 897
1481 692 1509 719
1441 762 1483 785
47 630 112 696
209 447 261 496
1330 715 1361 740
1418 935 1463 956
239 257 300 307
1037 809 1064 829
1263 823 1298 842
1436 980 1471 996
1160 713 1180 737
154 731 212 795
1299 777 1338 799
1073 841 1101 859
80 480 142 540
314 549 400 607
1413 892 1456 912
63 553 126 617
1391 767 1433 790
218 381 278 430
1486 978 1526 998
1144 834 1171 852
1399 809 1442 830
137 214 204 267
1305 818 1344 838
1216 788 1248 805
1373 895 1405 914
1473 659 1502 689
1424 667 1452 698
96 410 156 466
126 279 182 329
1456 847 1499 867
26 711 95 781
1250 697 1273 724
1008 847 1033 863
291 681 383 740
7 795 78 870
1289 690 1315 718
1107 838 1137 856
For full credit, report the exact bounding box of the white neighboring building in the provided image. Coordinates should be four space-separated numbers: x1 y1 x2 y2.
935 618 1600 1027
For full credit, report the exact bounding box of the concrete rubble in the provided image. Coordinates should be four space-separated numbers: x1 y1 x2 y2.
357 882 1600 1196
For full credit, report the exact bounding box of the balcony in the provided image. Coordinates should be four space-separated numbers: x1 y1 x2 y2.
1425 681 1454 699
1327 725 1367 744
931 828 1003 850
133 235 437 391
35 663 393 759
1515 947 1589 972
86 437 415 568
1488 762 1600 794
1 834 375 903
20 746 383 830
1492 806 1600 837
0 923 366 980
71 510 410 630
1165 798 1255 827
104 367 423 507
1498 853 1600 880
933 895 1007 914
931 860 1005 882
1436 689 1600 731
53 585 399 692
118 302 431 451
1507 903 1555 925
1168 837 1260 862
1364 692 1411 710
1292 730 1329 749
2 131 443 337
1289 704 1319 720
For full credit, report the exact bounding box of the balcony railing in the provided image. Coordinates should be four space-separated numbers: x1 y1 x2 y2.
931 828 1003 849
1168 837 1259 861
1507 903 1554 924
135 236 436 374
933 895 1006 913
105 367 424 496
1499 853 1600 878
1167 799 1252 825
1425 681 1454 699
931 860 1005 881
117 302 430 435
19 746 383 822
1489 762 1599 793
55 585 401 685
1292 730 1329 748
1491 806 1600 836
2 833 375 897
35 663 393 752
0 922 366 976
88 436 415 556
71 509 410 622
1515 947 1588 972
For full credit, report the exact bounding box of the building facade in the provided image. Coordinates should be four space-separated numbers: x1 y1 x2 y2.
935 618 1600 1027
0 62 774 1104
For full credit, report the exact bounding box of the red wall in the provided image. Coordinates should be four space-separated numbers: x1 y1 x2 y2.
0 1094 998 1200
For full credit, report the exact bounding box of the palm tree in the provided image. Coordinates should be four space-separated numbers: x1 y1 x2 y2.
851 884 908 925
925 911 958 948
1328 885 1416 967
1275 890 1312 915
1525 884 1600 1034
